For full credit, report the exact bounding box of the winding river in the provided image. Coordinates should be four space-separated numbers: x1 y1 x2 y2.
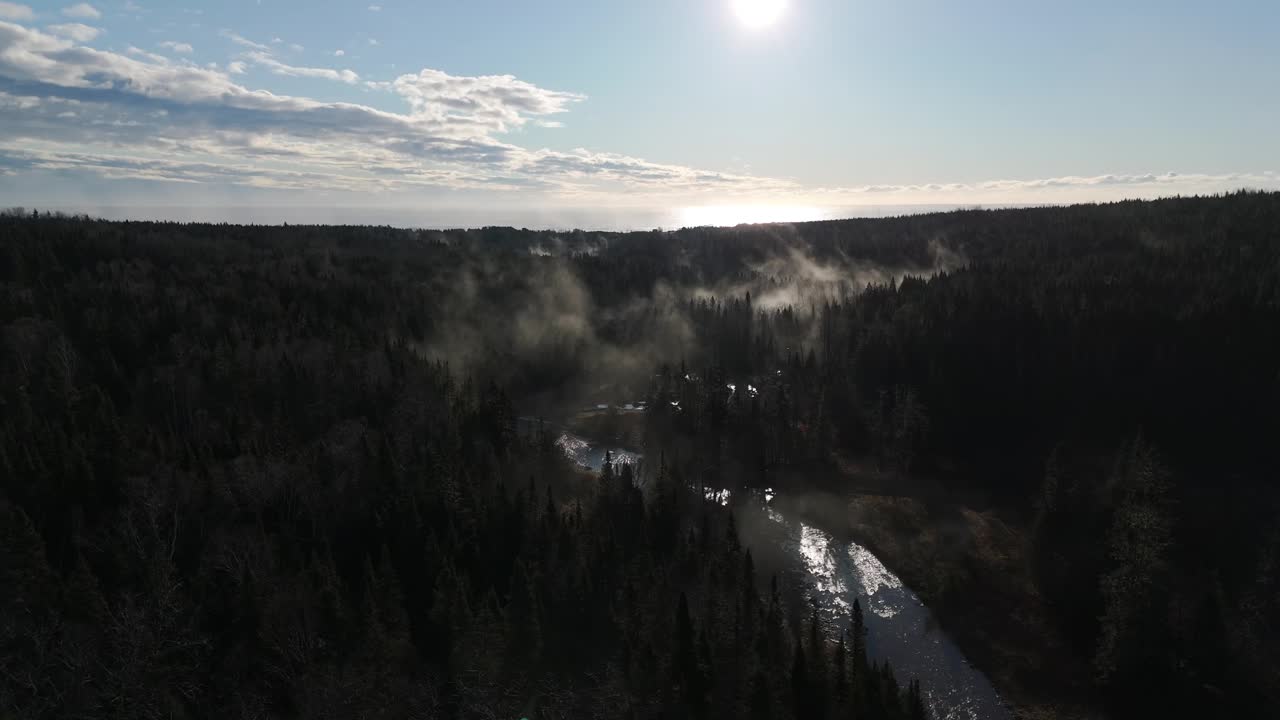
545 422 1013 720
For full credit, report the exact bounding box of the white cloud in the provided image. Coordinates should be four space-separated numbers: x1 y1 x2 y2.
124 1 142 11
288 42 303 52
61 3 100 19
221 30 269 51
126 44 167 63
243 52 360 84
0 22 846 198
46 23 100 42
333 49 345 57
368 38 379 46
159 40 193 54
392 68 585 134
227 60 246 74
1 23 269 104
0 2 34 21
368 4 381 11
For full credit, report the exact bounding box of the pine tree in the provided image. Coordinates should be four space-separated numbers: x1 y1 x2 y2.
697 628 714 714
601 450 615 487
851 597 868 670
834 631 849 705
674 592 705 714
882 661 902 720
790 635 809 719
807 599 827 718
505 559 542 665
907 679 929 720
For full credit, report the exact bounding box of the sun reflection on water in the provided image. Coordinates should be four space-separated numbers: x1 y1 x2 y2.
849 544 903 597
799 523 849 599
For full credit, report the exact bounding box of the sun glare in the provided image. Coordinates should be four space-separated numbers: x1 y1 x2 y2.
732 0 788 28
679 205 827 228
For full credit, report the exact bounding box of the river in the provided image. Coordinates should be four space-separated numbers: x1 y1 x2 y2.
545 423 1013 720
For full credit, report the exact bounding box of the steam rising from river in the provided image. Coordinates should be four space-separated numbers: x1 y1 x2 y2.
414 224 966 409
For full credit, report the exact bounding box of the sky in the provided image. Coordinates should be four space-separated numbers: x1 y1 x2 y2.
0 0 1277 228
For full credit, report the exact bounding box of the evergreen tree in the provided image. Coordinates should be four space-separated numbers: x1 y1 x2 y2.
505 559 543 665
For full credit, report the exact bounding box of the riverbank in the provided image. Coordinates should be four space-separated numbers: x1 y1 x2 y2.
774 463 1104 720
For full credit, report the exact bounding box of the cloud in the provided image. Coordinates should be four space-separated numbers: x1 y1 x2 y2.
0 2 33 21
221 30 269 51
368 4 381 10
288 43 303 52
61 3 99 19
333 49 344 57
392 68 585 134
515 147 795 195
368 38 379 46
244 51 359 84
815 172 1280 202
226 61 246 74
46 23 99 42
0 23 779 197
159 40 193 54
0 143 480 191
1 23 261 104
126 45 166 63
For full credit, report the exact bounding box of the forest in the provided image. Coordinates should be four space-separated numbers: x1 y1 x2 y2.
2 191 1279 719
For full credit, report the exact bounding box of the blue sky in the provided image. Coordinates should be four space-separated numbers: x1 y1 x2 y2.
0 0 1277 228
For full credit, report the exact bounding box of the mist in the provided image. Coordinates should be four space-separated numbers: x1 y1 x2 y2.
412 221 967 414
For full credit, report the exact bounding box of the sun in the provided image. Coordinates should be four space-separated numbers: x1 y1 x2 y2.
732 0 787 28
